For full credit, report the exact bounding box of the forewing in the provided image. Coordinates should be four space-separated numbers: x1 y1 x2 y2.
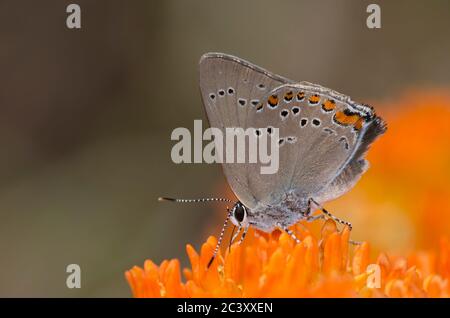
199 53 293 208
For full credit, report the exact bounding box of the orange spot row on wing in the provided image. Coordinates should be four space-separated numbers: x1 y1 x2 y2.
353 117 365 131
268 94 279 107
334 110 361 126
322 99 336 112
309 94 320 104
284 91 294 101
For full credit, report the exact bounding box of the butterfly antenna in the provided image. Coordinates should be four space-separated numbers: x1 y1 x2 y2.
158 197 234 204
207 207 232 269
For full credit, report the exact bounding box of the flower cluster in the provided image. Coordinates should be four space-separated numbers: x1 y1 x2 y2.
126 220 449 297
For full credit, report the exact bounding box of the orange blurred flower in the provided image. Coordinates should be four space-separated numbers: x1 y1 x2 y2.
325 90 450 253
126 90 450 298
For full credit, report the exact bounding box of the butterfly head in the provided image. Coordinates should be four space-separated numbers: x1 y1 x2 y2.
157 196 253 268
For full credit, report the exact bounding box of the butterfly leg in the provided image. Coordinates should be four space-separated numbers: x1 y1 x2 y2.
278 223 301 244
228 226 236 252
308 199 362 245
230 225 242 246
238 226 249 245
305 214 326 222
207 206 232 268
309 198 353 230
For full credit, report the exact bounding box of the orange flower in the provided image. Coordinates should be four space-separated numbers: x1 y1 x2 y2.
126 220 450 297
126 90 450 298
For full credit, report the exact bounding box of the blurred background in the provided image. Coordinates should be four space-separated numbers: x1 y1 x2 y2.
0 0 450 297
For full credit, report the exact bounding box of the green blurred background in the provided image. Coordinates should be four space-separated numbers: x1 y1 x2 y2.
0 0 449 297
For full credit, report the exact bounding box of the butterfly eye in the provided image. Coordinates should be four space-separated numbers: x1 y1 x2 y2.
232 203 247 224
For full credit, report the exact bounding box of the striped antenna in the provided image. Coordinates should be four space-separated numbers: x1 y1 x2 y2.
158 197 234 204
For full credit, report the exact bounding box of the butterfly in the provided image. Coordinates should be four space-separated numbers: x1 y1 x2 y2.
160 53 387 267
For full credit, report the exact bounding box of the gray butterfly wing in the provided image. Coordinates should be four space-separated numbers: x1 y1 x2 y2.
199 53 294 208
312 159 369 204
313 116 386 203
245 82 386 207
